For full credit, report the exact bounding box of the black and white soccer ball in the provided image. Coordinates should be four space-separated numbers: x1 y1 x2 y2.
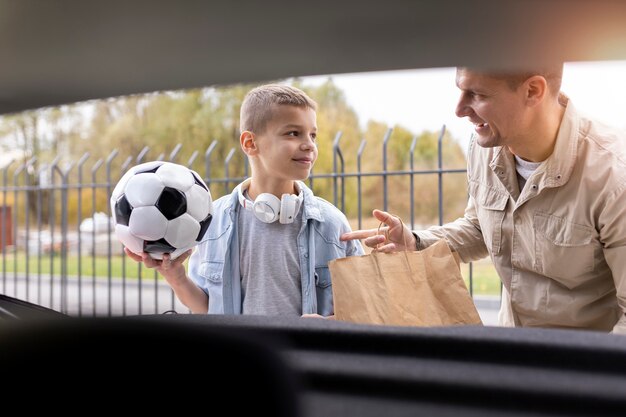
110 161 213 260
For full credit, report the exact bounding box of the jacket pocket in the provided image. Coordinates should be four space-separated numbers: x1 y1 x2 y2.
533 212 594 287
470 181 508 255
199 261 224 284
315 266 333 316
198 260 224 313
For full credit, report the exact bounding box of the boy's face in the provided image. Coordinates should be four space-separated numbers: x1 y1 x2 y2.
253 105 318 181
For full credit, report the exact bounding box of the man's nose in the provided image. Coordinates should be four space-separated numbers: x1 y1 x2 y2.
455 95 470 118
454 97 469 117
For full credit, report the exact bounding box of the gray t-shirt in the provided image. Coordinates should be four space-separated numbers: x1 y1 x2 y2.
238 201 303 315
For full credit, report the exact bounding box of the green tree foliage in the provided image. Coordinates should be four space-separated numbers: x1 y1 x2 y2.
298 78 362 208
354 121 467 225
1 80 469 228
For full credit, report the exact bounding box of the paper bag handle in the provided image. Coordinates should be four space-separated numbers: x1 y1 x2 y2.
376 215 410 251
376 216 416 281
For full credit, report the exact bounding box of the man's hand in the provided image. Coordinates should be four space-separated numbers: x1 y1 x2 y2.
340 209 417 253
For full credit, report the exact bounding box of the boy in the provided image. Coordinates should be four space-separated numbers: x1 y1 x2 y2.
127 84 363 316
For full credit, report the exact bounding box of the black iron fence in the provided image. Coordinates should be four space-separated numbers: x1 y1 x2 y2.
0 127 492 317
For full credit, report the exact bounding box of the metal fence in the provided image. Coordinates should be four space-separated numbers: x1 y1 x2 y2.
0 126 481 317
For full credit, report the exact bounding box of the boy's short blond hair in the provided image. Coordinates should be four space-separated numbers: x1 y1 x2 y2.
240 84 317 134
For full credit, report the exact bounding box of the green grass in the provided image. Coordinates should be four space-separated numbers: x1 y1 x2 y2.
1 251 502 295
461 261 502 296
1 252 171 280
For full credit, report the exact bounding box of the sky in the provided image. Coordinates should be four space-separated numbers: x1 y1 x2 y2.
299 60 626 152
2 60 625 170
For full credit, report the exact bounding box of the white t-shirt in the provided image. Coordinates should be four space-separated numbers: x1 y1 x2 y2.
515 155 542 191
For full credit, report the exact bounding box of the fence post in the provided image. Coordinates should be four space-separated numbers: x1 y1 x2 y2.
136 146 150 164
76 153 90 316
58 161 76 314
133 147 148 315
12 161 26 299
224 148 236 195
36 163 48 305
409 136 417 229
186 150 198 168
204 140 218 188
168 143 182 162
118 155 133 317
2 159 15 294
24 157 37 302
48 156 60 309
356 139 367 229
105 150 118 316
382 128 392 212
90 158 103 316
437 125 446 226
332 132 344 210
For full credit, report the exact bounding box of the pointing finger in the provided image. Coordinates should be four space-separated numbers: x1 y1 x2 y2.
340 228 378 241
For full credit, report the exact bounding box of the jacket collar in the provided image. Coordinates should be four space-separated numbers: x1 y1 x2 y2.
490 93 577 192
540 94 578 189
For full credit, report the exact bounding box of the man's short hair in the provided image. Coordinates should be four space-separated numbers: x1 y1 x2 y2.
240 84 317 134
461 64 564 96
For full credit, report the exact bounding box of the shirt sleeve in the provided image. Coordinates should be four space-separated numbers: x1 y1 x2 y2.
599 185 626 334
187 244 210 296
414 193 489 263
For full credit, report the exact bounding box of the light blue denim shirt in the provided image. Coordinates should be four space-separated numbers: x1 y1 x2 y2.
188 181 364 316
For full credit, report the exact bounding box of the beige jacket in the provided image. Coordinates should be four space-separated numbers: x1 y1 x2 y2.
416 96 626 333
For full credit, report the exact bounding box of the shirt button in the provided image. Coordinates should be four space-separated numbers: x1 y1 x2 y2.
531 184 537 190
304 253 309 258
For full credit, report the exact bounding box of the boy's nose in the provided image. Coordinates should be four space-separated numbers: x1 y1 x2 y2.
301 138 316 150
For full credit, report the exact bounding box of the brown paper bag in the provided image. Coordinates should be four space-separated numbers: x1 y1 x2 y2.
329 239 482 326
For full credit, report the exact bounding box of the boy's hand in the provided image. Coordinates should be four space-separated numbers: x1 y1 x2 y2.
124 248 192 285
340 209 417 253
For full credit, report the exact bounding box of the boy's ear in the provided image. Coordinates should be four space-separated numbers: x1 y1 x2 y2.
240 131 258 156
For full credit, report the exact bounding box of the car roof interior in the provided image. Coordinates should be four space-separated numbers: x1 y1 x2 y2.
2 0 626 115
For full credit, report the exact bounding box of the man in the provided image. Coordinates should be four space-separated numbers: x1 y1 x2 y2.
341 65 626 333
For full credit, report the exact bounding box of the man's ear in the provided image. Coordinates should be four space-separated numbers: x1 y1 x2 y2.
524 75 548 106
240 131 258 156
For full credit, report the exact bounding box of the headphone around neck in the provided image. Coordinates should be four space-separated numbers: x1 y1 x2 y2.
236 179 303 224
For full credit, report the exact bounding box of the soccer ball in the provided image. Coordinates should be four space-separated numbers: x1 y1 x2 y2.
110 161 213 260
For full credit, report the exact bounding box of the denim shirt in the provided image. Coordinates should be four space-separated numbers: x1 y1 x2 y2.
187 181 364 316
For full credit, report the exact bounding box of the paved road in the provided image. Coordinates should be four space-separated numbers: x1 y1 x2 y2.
473 295 500 326
1 273 188 317
1 273 501 325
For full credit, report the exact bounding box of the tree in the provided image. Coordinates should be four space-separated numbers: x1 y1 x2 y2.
1 79 469 227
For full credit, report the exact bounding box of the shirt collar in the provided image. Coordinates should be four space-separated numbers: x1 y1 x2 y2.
490 93 577 191
541 93 578 188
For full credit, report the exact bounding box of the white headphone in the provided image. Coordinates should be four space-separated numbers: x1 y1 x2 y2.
236 179 303 224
